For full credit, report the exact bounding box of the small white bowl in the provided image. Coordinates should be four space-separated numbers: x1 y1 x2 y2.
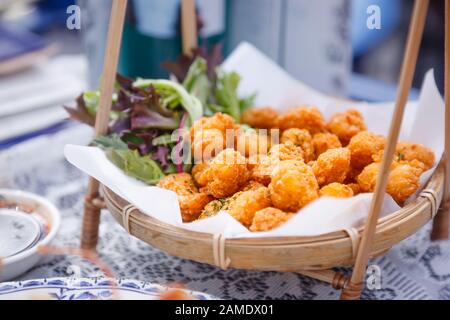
0 189 60 282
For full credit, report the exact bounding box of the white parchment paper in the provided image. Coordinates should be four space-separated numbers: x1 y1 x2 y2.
65 42 444 238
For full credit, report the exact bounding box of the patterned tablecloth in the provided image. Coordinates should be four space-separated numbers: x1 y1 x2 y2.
1 124 450 300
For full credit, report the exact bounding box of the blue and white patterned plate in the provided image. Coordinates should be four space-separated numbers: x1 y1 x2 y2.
0 277 216 300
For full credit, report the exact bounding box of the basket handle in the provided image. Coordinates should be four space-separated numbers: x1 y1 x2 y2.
341 0 430 300
80 0 199 250
181 0 198 57
431 0 450 240
81 0 128 250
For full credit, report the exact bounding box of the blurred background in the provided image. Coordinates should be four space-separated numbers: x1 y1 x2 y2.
0 0 445 151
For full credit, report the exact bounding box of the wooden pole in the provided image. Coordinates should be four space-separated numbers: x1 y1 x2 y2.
181 0 197 57
340 0 430 300
81 0 128 250
431 0 450 241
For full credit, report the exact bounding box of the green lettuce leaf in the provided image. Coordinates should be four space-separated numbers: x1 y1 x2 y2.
93 134 165 185
106 148 165 185
182 57 212 108
214 69 242 122
133 79 203 126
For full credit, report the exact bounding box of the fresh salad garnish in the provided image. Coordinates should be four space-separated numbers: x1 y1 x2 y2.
65 45 255 185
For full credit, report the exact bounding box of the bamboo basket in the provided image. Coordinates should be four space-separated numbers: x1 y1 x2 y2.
79 0 450 299
102 162 443 272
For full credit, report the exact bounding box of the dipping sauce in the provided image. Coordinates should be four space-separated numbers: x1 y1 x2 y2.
0 197 49 259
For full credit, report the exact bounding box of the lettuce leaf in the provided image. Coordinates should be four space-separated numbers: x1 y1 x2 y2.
106 148 165 185
133 79 203 126
93 134 165 185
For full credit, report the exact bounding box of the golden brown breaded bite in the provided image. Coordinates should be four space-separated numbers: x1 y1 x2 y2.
249 207 294 232
157 173 213 222
190 112 236 138
179 192 214 222
312 132 342 158
268 142 304 162
327 109 367 145
191 162 209 187
242 180 266 191
250 143 304 185
198 199 227 220
201 149 250 198
396 141 435 170
269 160 319 212
357 162 422 204
348 131 385 169
319 183 354 198
278 107 326 134
386 163 422 204
226 186 272 227
235 130 270 157
312 148 351 186
356 162 380 193
249 155 278 186
157 172 197 195
192 129 225 162
241 107 280 129
347 183 361 195
281 128 315 162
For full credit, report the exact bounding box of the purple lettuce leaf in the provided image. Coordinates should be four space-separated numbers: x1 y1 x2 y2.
64 94 95 127
131 104 180 130
151 145 170 169
162 42 223 82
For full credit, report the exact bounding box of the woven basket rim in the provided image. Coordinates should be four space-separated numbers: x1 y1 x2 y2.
102 159 444 246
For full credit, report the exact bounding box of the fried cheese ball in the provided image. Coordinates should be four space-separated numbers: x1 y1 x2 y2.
226 186 272 227
249 155 278 186
189 113 236 162
241 107 280 129
396 141 435 170
372 150 428 175
357 162 422 204
269 160 319 212
190 112 236 138
278 107 326 134
157 173 213 222
312 132 342 158
191 162 209 187
348 131 385 169
281 128 315 162
356 162 380 193
250 143 304 185
268 142 304 161
327 109 367 145
235 130 270 157
242 180 266 191
249 207 294 232
192 129 225 162
201 149 250 198
319 183 354 198
387 163 422 204
198 198 229 220
312 148 351 186
347 183 361 196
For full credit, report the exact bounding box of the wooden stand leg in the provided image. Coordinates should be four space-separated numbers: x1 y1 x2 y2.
81 179 102 249
340 0 429 300
431 0 450 241
431 203 450 240
79 0 128 250
297 270 349 290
